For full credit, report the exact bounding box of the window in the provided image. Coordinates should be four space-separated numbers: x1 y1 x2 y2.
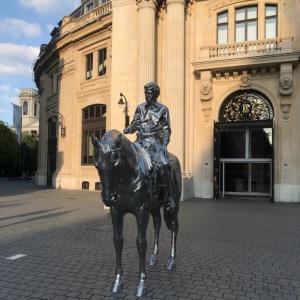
23 101 28 115
34 102 37 117
265 5 277 39
98 48 107 76
217 11 228 44
82 104 106 164
57 75 61 92
235 6 258 42
86 53 93 80
86 2 94 12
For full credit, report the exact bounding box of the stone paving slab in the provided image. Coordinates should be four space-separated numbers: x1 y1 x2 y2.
0 181 300 299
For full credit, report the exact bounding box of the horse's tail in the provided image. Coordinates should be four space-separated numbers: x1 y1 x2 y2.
163 153 181 232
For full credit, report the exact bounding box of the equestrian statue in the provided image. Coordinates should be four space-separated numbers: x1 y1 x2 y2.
92 82 181 297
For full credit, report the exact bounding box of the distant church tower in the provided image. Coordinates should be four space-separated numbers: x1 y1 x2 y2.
19 88 40 136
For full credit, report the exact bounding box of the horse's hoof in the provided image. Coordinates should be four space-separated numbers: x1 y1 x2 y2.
136 277 146 297
149 254 158 266
112 274 123 293
166 256 175 270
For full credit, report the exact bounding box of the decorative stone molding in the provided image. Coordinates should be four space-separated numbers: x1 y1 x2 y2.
279 63 293 96
136 0 157 9
240 71 251 89
280 103 291 120
200 73 213 101
200 71 212 121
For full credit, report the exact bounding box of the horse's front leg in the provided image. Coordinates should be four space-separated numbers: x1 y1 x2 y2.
135 206 150 297
167 228 178 270
164 207 179 270
110 207 124 293
149 206 161 266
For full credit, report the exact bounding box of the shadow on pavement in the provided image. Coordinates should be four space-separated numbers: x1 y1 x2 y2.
0 180 48 197
0 198 299 299
0 209 77 229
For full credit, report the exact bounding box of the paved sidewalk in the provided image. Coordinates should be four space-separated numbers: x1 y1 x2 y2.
0 181 300 300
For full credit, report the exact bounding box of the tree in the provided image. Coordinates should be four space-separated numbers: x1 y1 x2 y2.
0 122 21 177
20 133 38 176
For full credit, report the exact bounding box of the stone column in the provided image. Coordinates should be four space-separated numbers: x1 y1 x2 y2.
137 0 157 101
165 0 185 167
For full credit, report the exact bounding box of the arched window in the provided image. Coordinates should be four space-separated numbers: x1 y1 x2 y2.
23 101 28 115
82 104 106 164
219 90 274 122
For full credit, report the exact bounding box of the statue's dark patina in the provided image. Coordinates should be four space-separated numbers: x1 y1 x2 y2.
92 82 181 297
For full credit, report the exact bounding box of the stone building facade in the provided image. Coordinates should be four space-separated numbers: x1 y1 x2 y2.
19 88 40 135
34 0 300 202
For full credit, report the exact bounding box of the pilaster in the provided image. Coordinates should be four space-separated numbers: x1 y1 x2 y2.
165 0 185 168
137 0 157 101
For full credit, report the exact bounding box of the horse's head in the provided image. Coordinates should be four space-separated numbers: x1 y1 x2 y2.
91 129 135 206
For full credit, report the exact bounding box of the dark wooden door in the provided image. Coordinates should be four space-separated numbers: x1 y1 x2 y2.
47 118 57 187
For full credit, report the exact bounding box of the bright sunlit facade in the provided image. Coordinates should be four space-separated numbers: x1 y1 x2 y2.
34 0 300 202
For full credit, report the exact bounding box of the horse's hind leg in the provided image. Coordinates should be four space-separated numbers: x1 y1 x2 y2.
149 206 161 266
135 208 150 297
110 207 124 293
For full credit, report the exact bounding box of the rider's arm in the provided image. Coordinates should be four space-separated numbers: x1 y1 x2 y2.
123 106 141 134
161 107 171 147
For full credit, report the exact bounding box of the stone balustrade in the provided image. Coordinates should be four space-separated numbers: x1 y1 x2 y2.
61 2 112 35
199 37 294 61
76 2 112 27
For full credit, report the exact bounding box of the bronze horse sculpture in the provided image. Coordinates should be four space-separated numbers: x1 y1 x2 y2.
92 129 181 297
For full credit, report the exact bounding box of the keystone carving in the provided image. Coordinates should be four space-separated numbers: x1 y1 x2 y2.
279 64 293 96
240 71 251 89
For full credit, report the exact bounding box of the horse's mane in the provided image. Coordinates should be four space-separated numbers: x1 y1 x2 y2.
101 129 133 155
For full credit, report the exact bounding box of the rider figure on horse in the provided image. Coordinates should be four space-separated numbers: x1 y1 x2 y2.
123 82 176 209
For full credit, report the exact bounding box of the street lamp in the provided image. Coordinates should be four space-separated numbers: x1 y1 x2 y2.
118 92 130 128
52 111 66 138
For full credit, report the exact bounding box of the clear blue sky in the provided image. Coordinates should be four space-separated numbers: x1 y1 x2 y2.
0 0 81 125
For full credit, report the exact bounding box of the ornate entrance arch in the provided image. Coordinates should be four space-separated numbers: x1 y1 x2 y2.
214 90 274 201
219 90 274 122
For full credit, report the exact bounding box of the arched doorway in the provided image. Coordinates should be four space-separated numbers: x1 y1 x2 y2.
47 117 57 187
213 90 274 201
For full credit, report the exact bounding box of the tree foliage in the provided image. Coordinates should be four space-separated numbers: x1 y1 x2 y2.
20 132 38 176
0 123 38 178
0 123 21 177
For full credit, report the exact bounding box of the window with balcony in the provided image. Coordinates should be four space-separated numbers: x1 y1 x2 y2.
86 53 93 80
217 11 228 44
265 5 277 39
98 48 107 76
82 104 106 164
235 6 258 42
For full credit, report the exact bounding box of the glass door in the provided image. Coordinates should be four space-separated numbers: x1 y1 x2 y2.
219 125 273 198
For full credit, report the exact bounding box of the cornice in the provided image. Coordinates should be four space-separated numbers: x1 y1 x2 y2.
193 52 300 73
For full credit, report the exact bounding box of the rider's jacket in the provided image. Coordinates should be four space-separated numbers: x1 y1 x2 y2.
126 101 171 165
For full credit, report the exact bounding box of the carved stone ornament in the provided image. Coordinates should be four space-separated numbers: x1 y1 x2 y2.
279 64 293 96
280 103 291 120
240 72 251 89
200 78 213 101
